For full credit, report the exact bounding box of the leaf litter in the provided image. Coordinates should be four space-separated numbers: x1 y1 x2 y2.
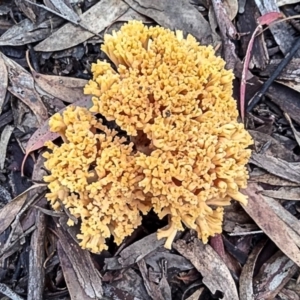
2 1 300 299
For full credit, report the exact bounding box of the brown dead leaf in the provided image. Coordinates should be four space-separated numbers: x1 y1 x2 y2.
250 153 300 183
0 55 7 114
56 225 103 299
138 259 171 300
284 112 300 148
186 288 205 300
249 130 300 162
57 242 95 300
0 14 64 46
249 168 299 186
0 125 14 169
34 0 129 52
241 183 300 268
0 185 44 235
15 0 38 22
261 187 300 200
254 251 298 299
105 232 166 270
262 196 300 238
32 71 89 104
239 239 267 300
174 238 239 300
0 53 48 124
124 0 215 45
44 0 80 23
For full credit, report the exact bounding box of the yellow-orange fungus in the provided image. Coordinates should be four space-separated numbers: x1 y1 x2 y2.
44 21 252 253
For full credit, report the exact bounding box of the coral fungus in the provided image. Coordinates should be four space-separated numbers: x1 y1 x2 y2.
44 21 252 253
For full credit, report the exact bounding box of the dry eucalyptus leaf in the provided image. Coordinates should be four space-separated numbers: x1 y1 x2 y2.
0 15 64 46
124 0 215 45
0 185 43 235
249 169 299 187
174 238 239 300
262 195 300 237
57 242 96 300
45 0 80 23
261 187 300 200
0 53 48 124
241 183 300 268
276 0 300 6
254 251 298 299
105 232 166 270
250 153 300 183
15 0 38 22
34 0 129 52
0 55 7 114
32 71 89 103
284 112 300 148
0 125 14 169
56 225 103 299
249 130 300 162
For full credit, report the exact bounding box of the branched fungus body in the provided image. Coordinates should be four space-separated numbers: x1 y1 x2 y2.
44 21 252 253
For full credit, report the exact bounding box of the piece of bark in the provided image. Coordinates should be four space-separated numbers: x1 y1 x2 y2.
174 238 239 300
254 0 300 57
237 0 269 70
27 210 46 300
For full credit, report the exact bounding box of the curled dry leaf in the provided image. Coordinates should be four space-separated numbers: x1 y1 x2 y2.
241 183 300 268
0 53 48 124
0 125 14 169
34 0 129 52
239 239 267 300
173 238 239 300
0 55 7 114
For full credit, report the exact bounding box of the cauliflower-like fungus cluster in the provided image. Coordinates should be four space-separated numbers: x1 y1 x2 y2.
43 21 253 253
